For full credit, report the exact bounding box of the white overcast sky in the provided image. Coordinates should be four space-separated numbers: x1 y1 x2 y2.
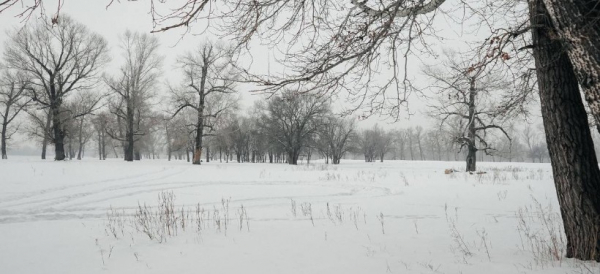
0 0 541 132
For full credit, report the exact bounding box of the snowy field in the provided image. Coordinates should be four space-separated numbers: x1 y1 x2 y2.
0 157 597 274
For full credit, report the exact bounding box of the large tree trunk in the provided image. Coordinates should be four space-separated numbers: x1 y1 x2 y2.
530 0 600 261
288 149 299 165
542 0 600 135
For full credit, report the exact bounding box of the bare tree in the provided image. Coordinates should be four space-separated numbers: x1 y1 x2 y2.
171 42 236 165
392 129 407 160
68 91 103 160
374 126 393 162
358 128 377 163
24 108 52 159
262 92 329 165
319 116 356 164
425 129 443 161
358 125 391 162
3 15 109 160
529 0 600 260
425 53 514 171
105 31 161 162
92 111 110 160
0 68 31 159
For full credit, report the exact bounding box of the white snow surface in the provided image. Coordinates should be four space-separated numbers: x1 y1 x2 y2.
0 157 597 273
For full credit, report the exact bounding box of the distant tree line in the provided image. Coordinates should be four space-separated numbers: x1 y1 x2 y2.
0 14 563 170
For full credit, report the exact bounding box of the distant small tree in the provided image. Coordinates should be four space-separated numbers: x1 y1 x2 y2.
318 116 356 164
358 128 376 162
358 125 391 162
92 112 110 160
374 127 393 162
262 92 329 165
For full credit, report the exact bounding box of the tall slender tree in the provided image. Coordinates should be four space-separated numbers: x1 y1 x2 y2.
106 31 161 162
172 42 237 165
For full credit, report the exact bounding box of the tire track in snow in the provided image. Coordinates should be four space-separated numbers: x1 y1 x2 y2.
0 181 400 224
0 167 186 210
0 166 178 205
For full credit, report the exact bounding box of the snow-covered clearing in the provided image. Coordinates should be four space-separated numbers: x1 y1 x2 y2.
0 157 597 273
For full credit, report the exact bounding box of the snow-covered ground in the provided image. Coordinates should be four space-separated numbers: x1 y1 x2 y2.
0 157 597 273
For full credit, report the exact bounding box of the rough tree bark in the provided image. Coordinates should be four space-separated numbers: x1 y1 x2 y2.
530 0 600 261
541 0 600 135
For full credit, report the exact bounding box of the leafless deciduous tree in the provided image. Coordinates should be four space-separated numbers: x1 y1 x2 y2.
262 92 329 165
92 111 110 160
425 53 514 171
3 15 109 160
0 67 31 159
66 91 103 160
358 125 392 162
529 0 600 261
24 108 51 159
318 116 356 164
105 31 161 162
171 42 237 165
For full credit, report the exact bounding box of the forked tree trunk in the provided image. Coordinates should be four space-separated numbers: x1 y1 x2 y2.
530 0 600 261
